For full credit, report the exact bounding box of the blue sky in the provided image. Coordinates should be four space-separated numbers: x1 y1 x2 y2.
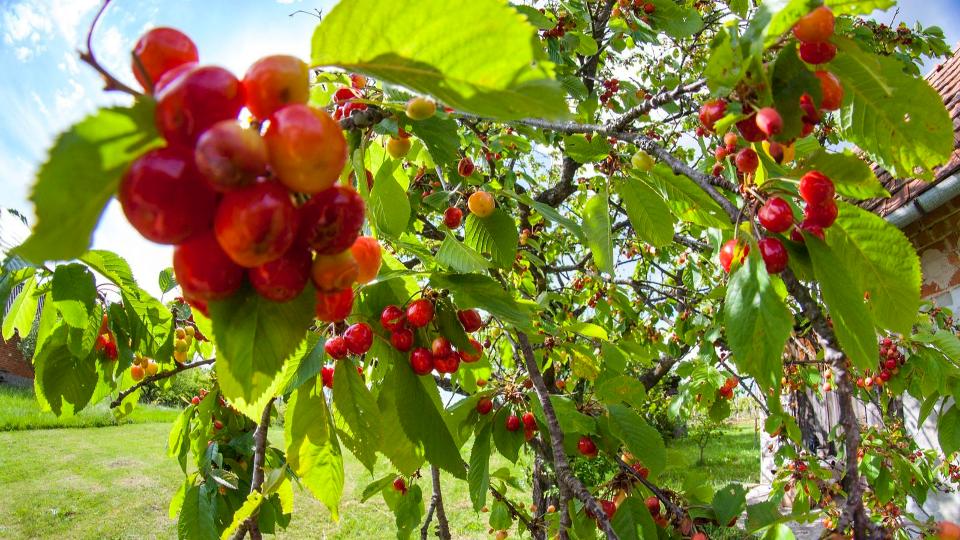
0 0 958 296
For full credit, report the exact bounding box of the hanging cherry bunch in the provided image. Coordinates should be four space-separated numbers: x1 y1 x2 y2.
129 353 158 381
93 313 118 360
120 27 379 322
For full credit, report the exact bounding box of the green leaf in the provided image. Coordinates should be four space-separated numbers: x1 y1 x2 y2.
564 321 609 341
2 275 38 341
489 499 513 530
369 163 411 236
771 42 822 141
938 405 960 456
376 376 426 475
333 360 383 472
159 268 178 294
705 30 744 95
388 362 467 478
464 209 519 269
220 491 263 540
596 375 648 409
723 250 793 390
178 484 218 540
610 495 658 540
32 325 97 417
210 286 315 403
607 404 666 477
436 234 491 273
712 484 747 529
429 273 533 330
435 299 473 352
801 149 888 199
618 178 675 248
492 406 524 462
828 203 920 334
16 101 162 263
51 263 96 329
832 39 954 179
646 165 731 229
647 0 704 38
285 378 344 519
168 406 192 473
807 236 877 371
407 115 460 169
564 134 610 163
826 0 895 15
311 0 568 120
468 421 492 511
385 483 424 540
583 190 613 275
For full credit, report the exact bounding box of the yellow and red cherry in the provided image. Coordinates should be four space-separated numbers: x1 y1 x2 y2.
214 181 297 268
155 65 245 147
264 104 347 194
298 185 365 255
132 27 198 93
195 121 268 192
242 55 309 120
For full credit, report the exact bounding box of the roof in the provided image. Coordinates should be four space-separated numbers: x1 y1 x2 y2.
862 44 960 216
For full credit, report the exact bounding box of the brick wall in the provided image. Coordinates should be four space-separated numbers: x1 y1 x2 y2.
902 195 960 299
0 333 33 379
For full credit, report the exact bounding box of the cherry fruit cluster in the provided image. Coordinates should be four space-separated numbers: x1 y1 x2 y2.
129 354 158 381
93 313 118 360
122 28 378 322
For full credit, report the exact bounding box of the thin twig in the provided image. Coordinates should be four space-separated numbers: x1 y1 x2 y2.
79 0 141 97
109 357 215 408
230 398 275 540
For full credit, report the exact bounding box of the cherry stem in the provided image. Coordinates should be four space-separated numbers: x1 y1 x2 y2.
80 0 142 98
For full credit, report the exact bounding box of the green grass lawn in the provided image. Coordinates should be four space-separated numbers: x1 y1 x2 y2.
0 388 761 539
0 384 181 431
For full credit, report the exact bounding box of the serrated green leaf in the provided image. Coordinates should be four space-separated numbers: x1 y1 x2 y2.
2 275 38 341
377 379 426 475
370 163 411 236
583 190 613 275
489 499 513 530
311 0 569 120
464 209 519 269
618 178 675 248
826 0 895 15
807 236 876 371
333 360 383 472
564 321 609 341
492 406 524 462
564 134 610 163
610 495 658 540
712 484 747 529
178 484 218 540
828 203 920 334
436 234 491 273
168 406 192 473
159 268 178 294
938 405 960 456
211 286 314 403
51 263 96 329
646 166 731 229
801 149 888 199
771 42 822 141
17 101 162 263
286 378 344 519
723 250 793 390
468 421 492 511
407 115 460 169
705 30 744 95
596 375 647 409
608 404 666 478
32 324 98 417
832 39 953 179
429 273 533 330
220 491 263 540
647 0 704 38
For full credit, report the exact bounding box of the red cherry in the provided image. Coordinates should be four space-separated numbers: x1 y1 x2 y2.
390 329 414 352
298 186 365 255
321 365 334 388
431 336 452 357
213 420 224 430
736 114 765 142
104 341 118 360
392 477 407 494
249 245 311 302
242 55 309 120
457 157 475 177
443 207 463 229
406 299 435 328
380 305 406 331
578 435 598 458
698 100 727 132
344 322 373 355
884 358 897 370
350 236 382 284
409 347 434 375
879 369 891 381
315 288 354 322
191 396 201 405
755 108 783 138
433 352 460 374
799 93 820 124
734 148 759 174
214 181 297 268
815 70 843 111
459 338 483 363
632 463 649 479
793 221 825 242
645 496 661 516
324 336 349 359
799 171 835 205
521 411 537 430
155 65 245 147
793 6 835 44
758 197 794 233
758 237 789 274
350 74 366 88
804 199 838 228
265 104 347 194
600 500 617 519
194 121 268 192
457 309 483 332
118 147 217 244
332 87 359 104
799 42 836 64
476 397 493 415
131 27 198 93
173 231 245 301
505 414 521 432
719 239 748 273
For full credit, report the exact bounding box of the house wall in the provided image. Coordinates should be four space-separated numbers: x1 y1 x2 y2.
0 332 34 386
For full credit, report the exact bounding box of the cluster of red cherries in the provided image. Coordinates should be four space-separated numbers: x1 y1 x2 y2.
599 78 620 105
855 337 907 390
93 314 118 360
611 0 656 23
717 376 737 400
119 27 378 322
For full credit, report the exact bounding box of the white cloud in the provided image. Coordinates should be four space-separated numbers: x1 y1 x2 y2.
2 3 53 45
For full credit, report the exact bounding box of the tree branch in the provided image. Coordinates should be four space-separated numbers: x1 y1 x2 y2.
490 485 538 535
514 331 619 539
609 79 706 132
110 357 215 408
430 466 451 540
230 398 275 540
